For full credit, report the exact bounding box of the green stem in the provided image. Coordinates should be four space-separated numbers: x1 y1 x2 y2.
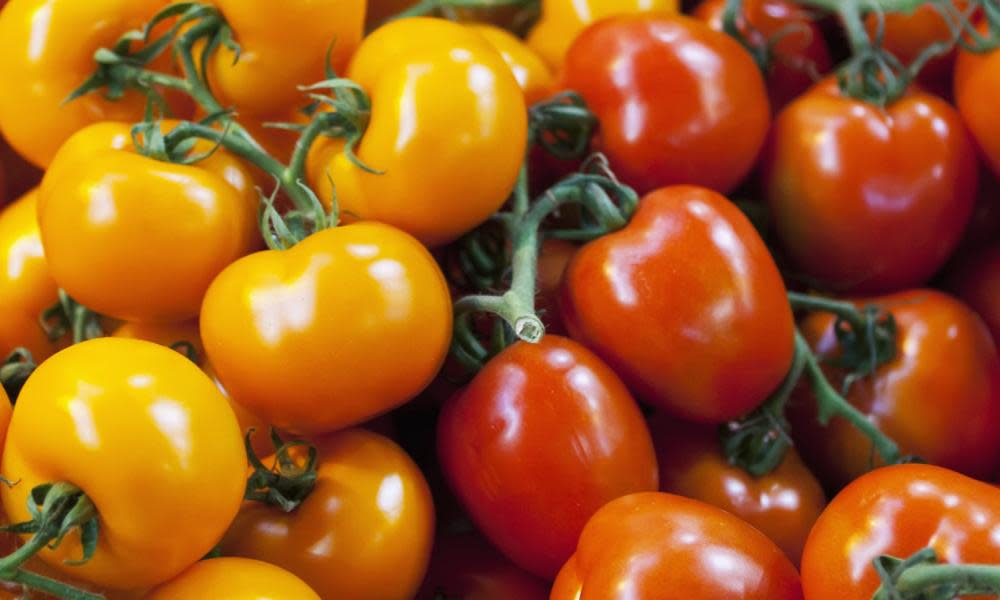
7 570 103 600
389 0 536 20
876 564 1000 598
788 291 867 332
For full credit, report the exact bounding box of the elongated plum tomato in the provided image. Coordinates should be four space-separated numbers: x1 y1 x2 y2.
147 558 319 600
0 338 246 589
552 492 804 599
469 24 555 105
201 222 452 435
562 14 770 195
418 533 549 600
801 464 1000 600
561 186 794 423
306 18 527 247
790 290 1000 489
438 335 658 579
37 122 258 323
0 0 167 167
956 26 1000 179
763 78 978 293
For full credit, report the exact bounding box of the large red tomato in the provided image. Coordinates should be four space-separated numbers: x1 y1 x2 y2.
956 24 1000 180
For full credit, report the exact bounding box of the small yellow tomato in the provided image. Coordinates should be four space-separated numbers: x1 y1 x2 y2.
146 558 320 600
470 24 555 105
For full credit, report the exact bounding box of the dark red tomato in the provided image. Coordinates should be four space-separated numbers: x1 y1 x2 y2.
762 78 978 293
551 492 804 599
416 533 548 600
561 13 770 195
650 415 825 566
948 242 1000 346
438 335 658 580
694 0 832 109
560 185 795 423
801 464 1000 600
790 290 1000 490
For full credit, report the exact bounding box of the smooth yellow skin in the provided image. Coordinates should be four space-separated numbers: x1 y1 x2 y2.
38 122 133 216
0 0 167 167
146 558 320 600
470 24 555 105
527 0 679 68
307 17 527 248
1 338 246 590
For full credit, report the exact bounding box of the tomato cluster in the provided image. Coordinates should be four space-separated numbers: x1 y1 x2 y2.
1 0 1000 598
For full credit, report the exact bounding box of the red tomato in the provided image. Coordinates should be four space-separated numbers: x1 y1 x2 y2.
801 464 1000 600
561 13 770 195
416 533 549 600
438 335 658 579
560 185 794 423
790 290 1000 489
956 25 1000 180
552 492 804 599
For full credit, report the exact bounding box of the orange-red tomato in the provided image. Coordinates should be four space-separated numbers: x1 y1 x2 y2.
417 533 549 600
956 24 1000 180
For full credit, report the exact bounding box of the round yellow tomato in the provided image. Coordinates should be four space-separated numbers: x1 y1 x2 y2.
146 558 320 600
470 24 554 105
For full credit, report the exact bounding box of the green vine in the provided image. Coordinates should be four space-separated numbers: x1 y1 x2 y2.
872 548 1000 599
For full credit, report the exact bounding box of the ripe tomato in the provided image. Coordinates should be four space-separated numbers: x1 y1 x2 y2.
417 532 548 600
1 338 246 590
650 415 825 565
221 429 434 600
201 222 452 435
801 464 1000 600
469 24 554 105
561 186 794 423
147 558 319 599
552 492 804 599
948 243 1000 346
790 290 1000 489
868 1 966 95
694 0 832 109
38 122 258 323
111 320 203 359
562 14 770 195
762 78 978 293
438 335 658 579
956 28 1000 180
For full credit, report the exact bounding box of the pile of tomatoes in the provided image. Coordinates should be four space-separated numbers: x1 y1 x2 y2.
1 0 1000 598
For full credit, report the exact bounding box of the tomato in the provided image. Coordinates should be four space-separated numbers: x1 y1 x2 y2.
561 14 770 195
801 464 1000 600
552 492 804 599
306 17 527 247
438 335 658 579
650 415 825 566
0 388 9 459
38 122 258 323
868 2 966 95
221 429 433 600
147 558 319 600
111 320 203 358
561 186 794 423
417 533 548 600
694 0 832 109
1 338 245 589
469 25 554 105
0 0 169 167
201 222 451 435
956 29 1000 180
949 243 1000 347
762 78 978 293
790 290 1000 490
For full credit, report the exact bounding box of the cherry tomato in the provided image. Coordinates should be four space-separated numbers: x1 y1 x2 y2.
438 335 658 579
552 492 804 599
650 415 825 566
562 14 770 195
469 25 554 105
306 17 527 247
147 558 319 600
417 533 548 600
956 26 1000 180
790 290 1000 489
221 429 434 600
801 464 1000 600
561 186 794 423
694 0 832 109
1 338 246 590
38 122 258 323
201 222 452 435
762 78 978 293
0 388 9 459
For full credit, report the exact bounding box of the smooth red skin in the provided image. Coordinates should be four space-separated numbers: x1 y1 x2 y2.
694 0 832 109
561 13 770 195
560 186 795 423
790 290 1000 490
438 335 658 580
956 29 1000 179
948 243 1000 346
551 492 804 600
802 464 1000 600
417 533 549 600
762 79 978 294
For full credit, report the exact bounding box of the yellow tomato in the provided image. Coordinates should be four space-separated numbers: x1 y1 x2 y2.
146 558 320 600
470 24 555 105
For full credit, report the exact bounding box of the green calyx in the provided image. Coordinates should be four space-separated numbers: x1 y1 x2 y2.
39 291 104 347
871 548 1000 600
244 430 319 513
1 348 37 403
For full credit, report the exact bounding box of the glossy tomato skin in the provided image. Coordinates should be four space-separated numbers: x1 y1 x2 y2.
221 429 434 600
439 335 658 580
1 338 246 590
650 415 825 565
561 186 794 423
801 464 1000 600
790 290 1000 490
417 533 549 600
763 79 978 293
201 222 452 435
552 492 804 599
562 14 770 195
307 18 526 247
956 33 1000 179
147 558 320 600
470 24 554 105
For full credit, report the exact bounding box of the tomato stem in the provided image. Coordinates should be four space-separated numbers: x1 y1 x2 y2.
386 0 538 22
243 430 319 512
1 348 36 402
871 547 1000 599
